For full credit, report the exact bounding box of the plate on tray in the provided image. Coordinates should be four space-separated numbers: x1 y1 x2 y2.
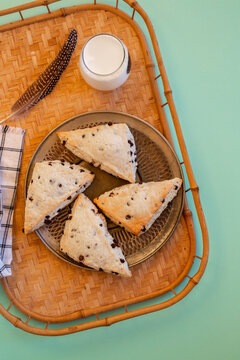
25 111 184 268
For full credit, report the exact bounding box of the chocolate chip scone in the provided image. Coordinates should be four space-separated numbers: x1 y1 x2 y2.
94 178 182 236
57 123 137 183
60 193 131 277
24 160 94 234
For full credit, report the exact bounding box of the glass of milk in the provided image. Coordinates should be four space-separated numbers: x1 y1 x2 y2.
79 33 131 91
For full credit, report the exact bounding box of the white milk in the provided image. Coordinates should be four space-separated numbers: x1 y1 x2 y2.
79 34 131 91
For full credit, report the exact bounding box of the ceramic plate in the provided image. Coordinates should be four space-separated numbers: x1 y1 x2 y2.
25 111 184 268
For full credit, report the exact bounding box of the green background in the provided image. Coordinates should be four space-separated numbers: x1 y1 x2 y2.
0 0 239 359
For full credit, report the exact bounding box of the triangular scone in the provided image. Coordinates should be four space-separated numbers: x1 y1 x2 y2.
94 178 182 236
60 194 131 277
57 123 137 183
24 161 94 234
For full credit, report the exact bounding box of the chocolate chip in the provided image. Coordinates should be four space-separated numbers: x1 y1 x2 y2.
45 215 50 219
125 215 131 220
174 185 178 190
67 196 72 200
62 140 66 146
70 166 73 169
61 162 65 166
87 246 90 249
30 179 33 184
82 135 85 138
99 268 103 271
58 184 62 187
70 235 74 238
79 255 84 261
127 202 130 206
29 196 33 201
162 198 165 203
44 219 52 225
90 171 94 175
80 169 85 172
131 197 134 200
112 271 119 275
109 192 114 197
48 162 52 166
92 133 95 136
22 228 24 233
99 223 103 227
71 228 77 232
68 216 72 220
108 122 113 126
75 181 78 185
111 243 116 248
38 176 41 179
91 209 96 213
128 140 133 147
120 259 125 263
141 226 146 232
49 179 54 184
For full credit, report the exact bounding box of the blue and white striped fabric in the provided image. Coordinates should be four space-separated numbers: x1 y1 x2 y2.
0 125 25 278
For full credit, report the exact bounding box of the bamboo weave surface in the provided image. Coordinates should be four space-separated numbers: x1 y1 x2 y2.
0 8 194 320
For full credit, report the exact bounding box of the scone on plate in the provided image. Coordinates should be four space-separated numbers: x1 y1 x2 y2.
60 193 131 277
57 123 137 183
24 160 94 234
94 178 182 236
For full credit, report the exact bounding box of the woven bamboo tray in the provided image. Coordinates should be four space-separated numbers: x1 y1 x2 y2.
0 0 209 336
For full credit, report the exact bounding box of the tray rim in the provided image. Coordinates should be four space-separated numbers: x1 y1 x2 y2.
24 110 185 268
0 0 209 336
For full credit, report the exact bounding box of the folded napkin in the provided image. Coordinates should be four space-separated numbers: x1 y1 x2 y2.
0 125 25 278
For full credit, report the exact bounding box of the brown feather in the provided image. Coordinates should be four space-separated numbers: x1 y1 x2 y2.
2 29 77 123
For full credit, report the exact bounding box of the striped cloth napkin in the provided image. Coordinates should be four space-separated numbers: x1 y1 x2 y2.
0 125 25 278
